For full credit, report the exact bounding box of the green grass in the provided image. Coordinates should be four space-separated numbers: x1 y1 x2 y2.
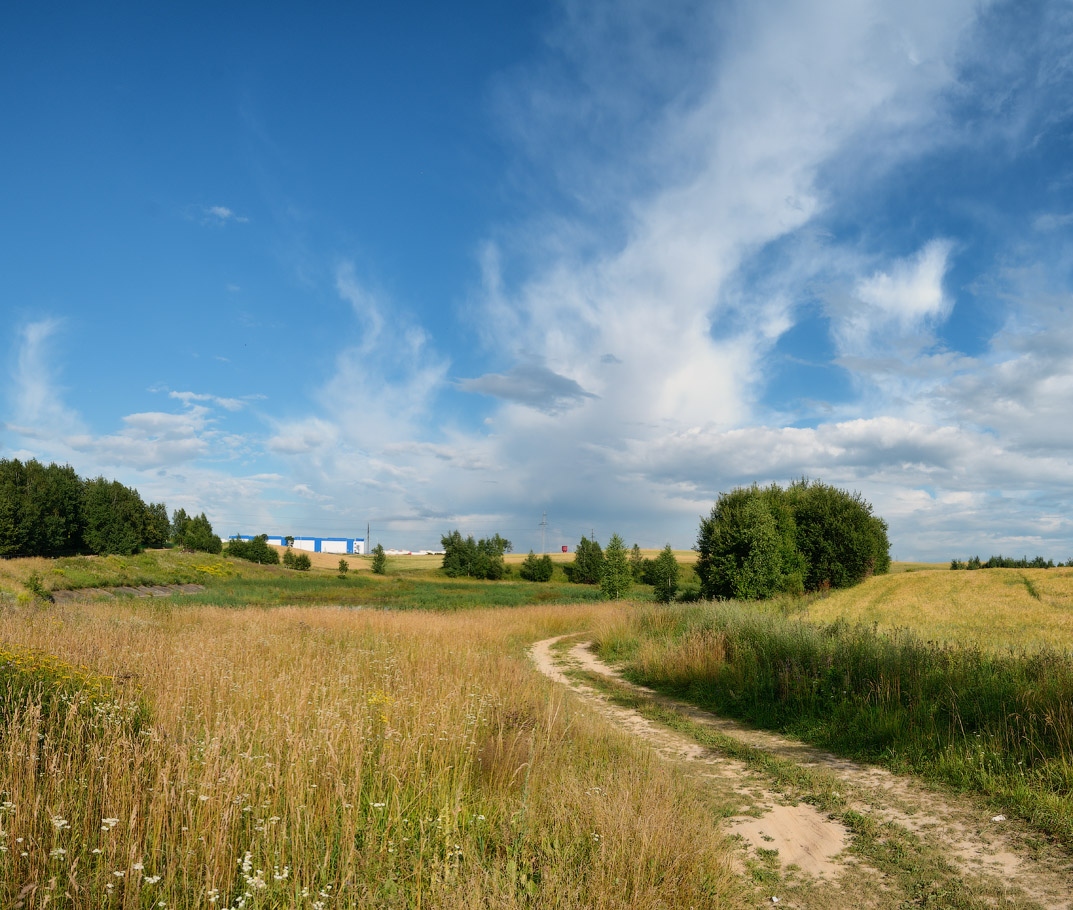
595 601 1073 850
576 668 1024 910
0 548 616 610
187 570 608 610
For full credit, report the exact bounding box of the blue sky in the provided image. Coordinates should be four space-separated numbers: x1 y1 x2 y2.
3 1 1073 560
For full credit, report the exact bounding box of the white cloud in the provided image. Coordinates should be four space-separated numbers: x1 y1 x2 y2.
203 205 249 225
858 240 953 325
6 318 85 439
267 418 339 456
170 390 246 412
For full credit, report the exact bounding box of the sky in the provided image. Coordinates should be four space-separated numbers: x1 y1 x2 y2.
2 1 1073 560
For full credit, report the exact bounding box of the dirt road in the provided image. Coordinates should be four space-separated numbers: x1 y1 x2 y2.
530 636 1072 909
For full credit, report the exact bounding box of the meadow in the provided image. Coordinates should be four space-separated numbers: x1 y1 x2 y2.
4 552 1073 907
0 587 741 909
594 568 1073 850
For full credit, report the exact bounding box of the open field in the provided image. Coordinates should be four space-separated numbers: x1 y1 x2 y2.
801 566 1073 651
0 598 744 909
4 554 1073 906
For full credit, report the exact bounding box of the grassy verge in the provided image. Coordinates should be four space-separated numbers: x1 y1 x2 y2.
594 601 1073 850
575 668 1025 910
0 600 745 909
0 550 614 610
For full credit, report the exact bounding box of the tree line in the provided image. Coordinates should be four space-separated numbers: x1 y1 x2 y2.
0 457 220 557
438 478 892 604
439 529 682 602
950 554 1073 570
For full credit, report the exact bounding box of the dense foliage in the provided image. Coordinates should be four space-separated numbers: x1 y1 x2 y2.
647 545 680 603
371 543 387 575
570 535 604 584
0 458 173 557
0 458 83 557
171 508 222 554
440 530 512 580
224 534 281 565
519 551 554 582
696 479 890 599
283 548 312 570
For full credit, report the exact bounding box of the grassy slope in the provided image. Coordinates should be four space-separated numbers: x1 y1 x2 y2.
593 567 1073 850
801 566 1073 651
0 549 611 610
0 547 704 610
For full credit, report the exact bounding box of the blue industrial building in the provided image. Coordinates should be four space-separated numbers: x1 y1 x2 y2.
232 534 365 555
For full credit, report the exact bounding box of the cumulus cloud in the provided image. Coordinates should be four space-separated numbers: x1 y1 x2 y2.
833 240 954 353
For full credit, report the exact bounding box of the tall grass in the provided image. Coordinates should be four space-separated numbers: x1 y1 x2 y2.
0 600 743 909
596 601 1073 848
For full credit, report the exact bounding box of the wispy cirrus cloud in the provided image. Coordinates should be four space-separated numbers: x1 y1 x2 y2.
5 318 85 440
202 204 249 225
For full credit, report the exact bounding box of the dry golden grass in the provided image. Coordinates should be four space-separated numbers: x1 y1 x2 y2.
267 544 374 572
803 566 1073 651
0 599 744 909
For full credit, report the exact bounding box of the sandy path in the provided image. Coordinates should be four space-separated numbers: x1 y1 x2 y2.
530 636 1073 908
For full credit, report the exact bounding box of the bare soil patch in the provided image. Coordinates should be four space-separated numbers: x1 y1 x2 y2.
531 636 1073 909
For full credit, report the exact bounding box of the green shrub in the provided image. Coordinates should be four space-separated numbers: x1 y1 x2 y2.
24 571 54 602
519 551 554 582
441 531 511 580
338 558 349 579
226 534 280 565
173 509 222 554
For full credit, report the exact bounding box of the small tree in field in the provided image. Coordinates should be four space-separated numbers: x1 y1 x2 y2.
371 543 387 575
572 535 604 584
338 558 349 579
650 544 680 603
601 534 632 600
629 543 645 582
